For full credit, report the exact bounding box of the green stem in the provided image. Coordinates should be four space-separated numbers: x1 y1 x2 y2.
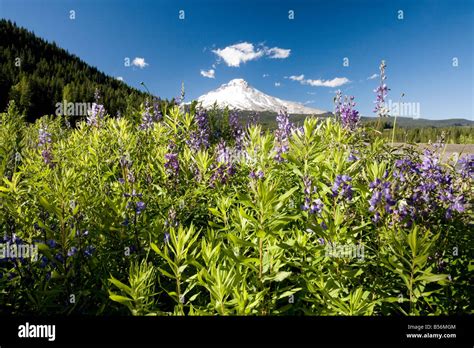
259 237 263 281
391 115 398 145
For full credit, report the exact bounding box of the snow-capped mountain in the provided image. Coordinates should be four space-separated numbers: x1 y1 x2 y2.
197 79 325 114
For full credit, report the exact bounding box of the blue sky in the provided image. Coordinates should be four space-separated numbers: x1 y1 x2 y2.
1 0 473 119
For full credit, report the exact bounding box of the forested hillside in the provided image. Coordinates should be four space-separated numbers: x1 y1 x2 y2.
0 19 149 121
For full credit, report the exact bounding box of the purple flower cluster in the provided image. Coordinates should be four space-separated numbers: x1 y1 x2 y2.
229 111 244 149
38 127 54 167
153 97 163 122
164 143 179 179
457 154 473 179
348 150 359 162
247 112 260 128
301 176 324 215
135 201 146 214
368 178 397 223
139 99 154 130
339 96 360 130
373 60 389 117
390 149 468 222
87 89 106 127
332 175 353 201
210 141 235 186
333 90 343 119
119 155 135 184
174 83 185 105
189 109 210 151
249 170 265 180
84 245 96 257
274 110 292 162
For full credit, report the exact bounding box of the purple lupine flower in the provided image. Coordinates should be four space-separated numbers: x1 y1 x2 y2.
38 127 54 167
38 127 52 147
84 245 96 257
164 232 170 244
188 109 210 151
333 90 343 119
444 194 465 219
332 175 353 201
164 152 179 178
247 112 259 127
174 83 185 105
39 256 48 268
301 176 324 215
46 240 57 248
55 253 64 263
139 99 154 130
136 201 146 214
41 149 54 166
368 179 397 222
119 155 132 169
348 150 359 162
127 171 136 183
274 110 292 162
457 154 474 179
373 60 389 117
87 89 106 127
229 111 244 149
339 96 360 130
249 169 265 180
67 247 78 257
210 141 235 186
164 142 180 179
153 97 163 122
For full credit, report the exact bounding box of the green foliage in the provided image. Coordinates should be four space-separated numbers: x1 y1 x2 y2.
0 99 472 316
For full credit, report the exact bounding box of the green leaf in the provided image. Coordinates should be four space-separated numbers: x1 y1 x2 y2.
109 294 133 304
109 276 132 295
417 274 448 284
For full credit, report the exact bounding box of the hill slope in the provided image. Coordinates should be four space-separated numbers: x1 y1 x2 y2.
0 19 148 121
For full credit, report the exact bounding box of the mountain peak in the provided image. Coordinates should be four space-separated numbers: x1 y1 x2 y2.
197 79 326 115
226 78 248 87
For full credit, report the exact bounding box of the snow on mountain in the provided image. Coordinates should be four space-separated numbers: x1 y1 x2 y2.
196 78 325 114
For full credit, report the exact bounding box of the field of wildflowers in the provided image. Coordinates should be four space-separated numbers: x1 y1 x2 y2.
0 64 472 316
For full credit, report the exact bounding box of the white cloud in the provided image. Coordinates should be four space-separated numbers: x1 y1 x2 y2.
200 69 215 78
262 73 270 78
132 57 149 68
304 77 350 87
274 82 281 87
307 91 317 95
289 74 305 81
289 74 350 88
266 47 291 59
213 42 264 67
367 73 378 80
116 76 124 81
212 42 290 67
303 100 315 105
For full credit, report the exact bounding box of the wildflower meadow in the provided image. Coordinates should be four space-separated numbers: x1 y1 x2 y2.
0 63 472 316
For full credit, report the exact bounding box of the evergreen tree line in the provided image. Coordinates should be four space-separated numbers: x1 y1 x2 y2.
380 126 474 144
0 19 150 122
